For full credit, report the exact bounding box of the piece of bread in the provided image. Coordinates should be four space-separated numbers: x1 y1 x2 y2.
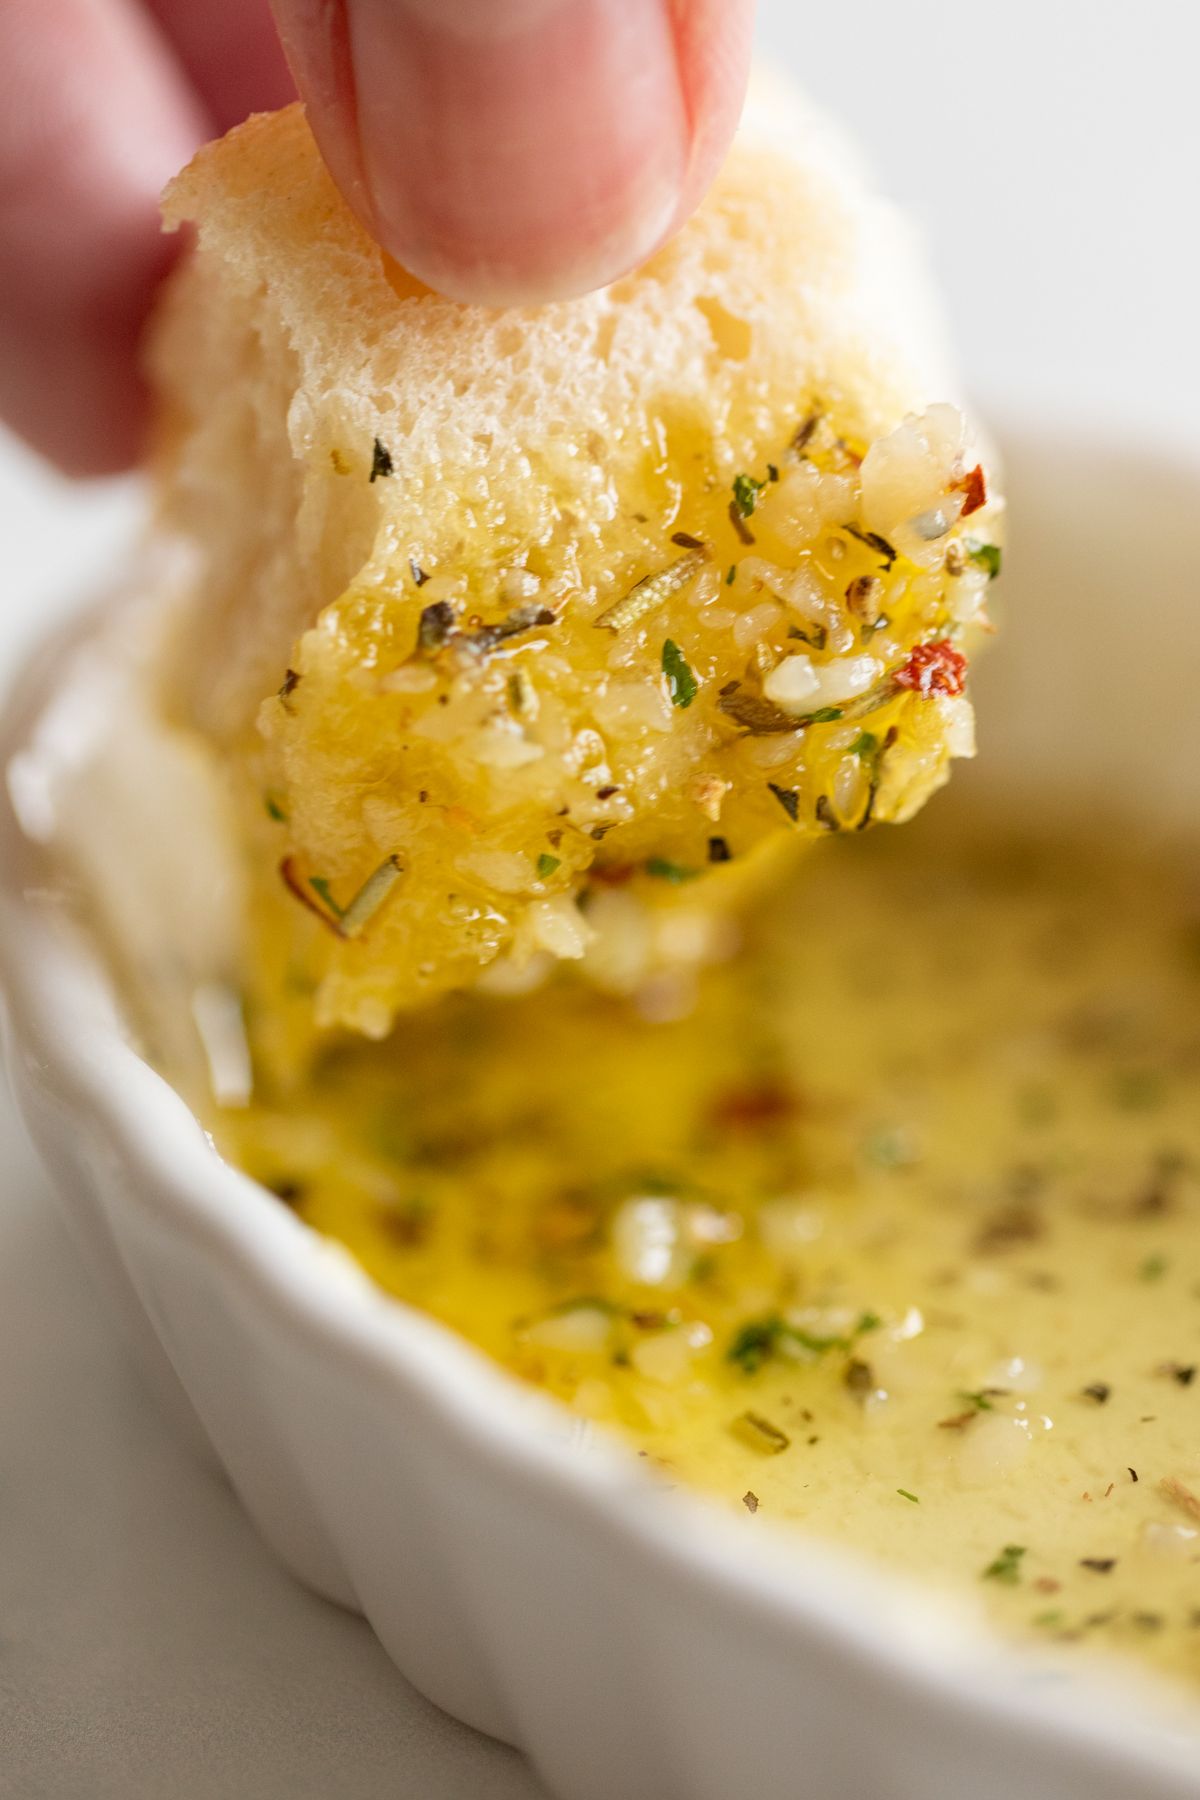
147 80 1001 1049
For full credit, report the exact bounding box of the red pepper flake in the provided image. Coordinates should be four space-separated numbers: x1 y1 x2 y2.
711 1080 799 1131
953 463 987 516
895 639 968 699
588 862 637 888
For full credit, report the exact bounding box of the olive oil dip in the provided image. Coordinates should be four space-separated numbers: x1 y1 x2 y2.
215 813 1200 1697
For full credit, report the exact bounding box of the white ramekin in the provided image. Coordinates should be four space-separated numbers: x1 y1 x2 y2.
3 430 1199 1800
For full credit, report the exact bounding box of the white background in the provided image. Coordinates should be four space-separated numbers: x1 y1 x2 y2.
2 4 1198 1795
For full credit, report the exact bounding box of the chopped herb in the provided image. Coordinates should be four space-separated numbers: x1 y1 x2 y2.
1033 1610 1066 1630
278 668 301 707
732 1410 791 1455
707 836 732 864
850 731 879 759
340 856 405 939
595 546 710 632
727 1310 876 1373
767 463 779 482
802 706 845 725
731 472 766 518
856 1312 883 1335
459 603 556 655
268 1178 306 1206
1129 1468 1139 1482
645 857 700 884
417 599 455 651
264 794 288 823
718 688 799 735
1082 1382 1112 1404
508 669 536 717
671 530 706 550
815 794 838 831
896 1489 920 1505
279 858 343 935
791 413 822 455
966 539 1002 580
983 1544 1026 1585
787 623 828 650
956 1389 997 1413
1139 1253 1168 1282
725 563 738 586
727 1318 783 1375
742 1490 760 1514
662 639 699 708
370 437 394 482
536 853 561 880
409 558 429 587
845 523 897 567
768 782 800 822
309 876 345 919
845 1359 875 1397
1079 1558 1117 1574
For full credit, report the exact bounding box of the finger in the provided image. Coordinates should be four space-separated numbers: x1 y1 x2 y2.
272 0 756 305
0 0 206 474
144 0 296 133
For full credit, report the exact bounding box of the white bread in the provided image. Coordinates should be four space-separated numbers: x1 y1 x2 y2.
151 81 951 742
145 82 997 1046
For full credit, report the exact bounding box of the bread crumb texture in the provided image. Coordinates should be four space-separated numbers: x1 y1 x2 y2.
148 95 1002 1047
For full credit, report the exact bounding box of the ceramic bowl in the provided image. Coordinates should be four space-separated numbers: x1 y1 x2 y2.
2 429 1198 1800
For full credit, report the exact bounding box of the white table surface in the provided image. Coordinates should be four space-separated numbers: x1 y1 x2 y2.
2 4 1198 1795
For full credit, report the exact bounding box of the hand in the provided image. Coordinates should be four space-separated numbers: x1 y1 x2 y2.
0 0 754 476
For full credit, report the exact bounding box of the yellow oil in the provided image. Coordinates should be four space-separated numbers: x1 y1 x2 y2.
216 813 1200 1697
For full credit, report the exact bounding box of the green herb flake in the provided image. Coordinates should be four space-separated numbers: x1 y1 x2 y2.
1034 1610 1065 1630
536 853 561 880
896 1488 920 1505
645 857 700 884
983 1544 1027 1585
726 563 738 586
370 437 394 482
957 1389 996 1413
308 876 345 919
1139 1253 1169 1283
849 731 879 760
662 639 699 709
732 472 766 518
800 706 844 725
733 1410 792 1455
264 794 288 823
966 539 1003 580
856 1311 883 1335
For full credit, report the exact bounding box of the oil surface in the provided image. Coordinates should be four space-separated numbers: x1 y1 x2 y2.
216 814 1200 1694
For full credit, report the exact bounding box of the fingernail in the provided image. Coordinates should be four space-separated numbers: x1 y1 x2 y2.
345 0 691 302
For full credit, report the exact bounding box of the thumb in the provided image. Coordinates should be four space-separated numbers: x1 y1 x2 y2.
271 0 755 304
